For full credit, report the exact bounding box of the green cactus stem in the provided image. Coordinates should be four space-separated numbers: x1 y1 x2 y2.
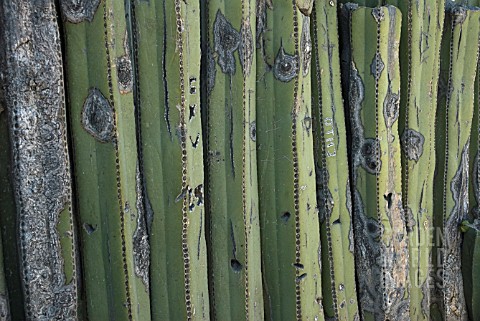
129 0 210 320
311 1 360 320
204 0 264 320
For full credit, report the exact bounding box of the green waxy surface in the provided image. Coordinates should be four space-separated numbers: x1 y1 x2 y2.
205 0 263 320
62 0 150 319
131 0 210 320
256 1 324 320
311 1 359 320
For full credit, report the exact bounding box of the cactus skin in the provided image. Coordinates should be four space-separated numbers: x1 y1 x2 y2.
256 1 324 321
0 0 79 319
432 4 480 321
383 1 446 320
204 0 264 320
311 2 360 321
61 0 150 319
348 6 409 321
130 0 210 320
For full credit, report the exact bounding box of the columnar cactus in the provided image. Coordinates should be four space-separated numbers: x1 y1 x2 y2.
347 5 408 321
204 0 264 320
61 0 150 319
256 1 324 320
432 3 480 320
311 2 359 320
129 0 210 320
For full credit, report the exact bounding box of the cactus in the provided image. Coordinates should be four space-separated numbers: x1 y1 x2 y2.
1 0 79 319
256 1 324 320
462 219 480 320
129 0 210 320
346 5 408 321
61 0 150 319
311 2 360 321
203 0 263 320
432 3 480 321
382 1 446 320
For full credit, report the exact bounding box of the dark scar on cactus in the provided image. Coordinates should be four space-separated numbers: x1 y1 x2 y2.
133 164 150 290
60 0 100 23
81 88 115 143
370 53 385 78
117 54 133 94
250 121 256 142
207 45 216 96
213 10 241 75
360 138 382 175
273 44 299 82
383 86 399 128
401 129 425 162
372 7 385 23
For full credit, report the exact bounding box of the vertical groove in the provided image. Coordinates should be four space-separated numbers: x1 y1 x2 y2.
174 1 193 319
311 3 339 319
290 1 302 319
241 0 250 318
102 1 133 319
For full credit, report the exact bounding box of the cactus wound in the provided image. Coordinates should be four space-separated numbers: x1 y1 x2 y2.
401 129 425 162
273 44 298 82
81 88 115 143
133 165 151 291
383 88 400 129
214 10 241 75
60 0 101 23
444 140 469 319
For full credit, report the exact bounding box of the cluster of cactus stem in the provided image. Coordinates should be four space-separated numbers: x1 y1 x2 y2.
1 0 480 320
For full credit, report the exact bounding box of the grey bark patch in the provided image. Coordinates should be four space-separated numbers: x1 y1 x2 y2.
401 129 425 162
239 19 253 76
117 55 133 94
352 189 384 319
133 165 150 291
273 44 298 82
207 45 216 96
60 0 100 23
300 16 312 77
444 141 469 320
405 207 416 233
1 0 78 318
370 53 385 78
372 7 385 23
383 89 399 128
213 10 240 75
349 63 366 171
360 138 382 175
81 88 115 143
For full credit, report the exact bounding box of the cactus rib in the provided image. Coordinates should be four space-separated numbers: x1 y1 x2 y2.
311 1 360 320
